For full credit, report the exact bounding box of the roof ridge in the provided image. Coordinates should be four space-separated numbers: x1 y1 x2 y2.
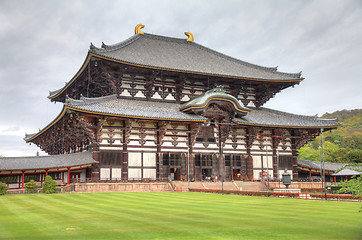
90 32 302 79
66 94 117 106
90 34 142 53
259 107 338 121
190 41 301 78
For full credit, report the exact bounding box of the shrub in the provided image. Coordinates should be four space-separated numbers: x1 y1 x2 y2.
189 188 362 200
25 180 38 193
337 176 362 196
0 181 8 195
42 176 58 194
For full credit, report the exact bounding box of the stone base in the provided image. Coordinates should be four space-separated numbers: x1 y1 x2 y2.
273 188 301 193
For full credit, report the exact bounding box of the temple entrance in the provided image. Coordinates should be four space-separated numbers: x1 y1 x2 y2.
70 172 81 182
202 168 212 181
233 169 241 180
170 168 180 181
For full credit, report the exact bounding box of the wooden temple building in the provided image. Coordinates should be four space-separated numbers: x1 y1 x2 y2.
0 25 340 188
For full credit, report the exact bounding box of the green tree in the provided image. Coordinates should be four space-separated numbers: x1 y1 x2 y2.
337 176 362 196
347 149 362 163
297 146 319 161
298 109 362 163
42 176 58 194
0 181 8 195
25 180 38 193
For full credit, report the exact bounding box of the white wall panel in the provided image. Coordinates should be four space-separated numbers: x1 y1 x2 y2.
128 168 141 180
143 153 156 167
143 169 156 180
128 152 141 166
112 168 122 179
100 168 110 180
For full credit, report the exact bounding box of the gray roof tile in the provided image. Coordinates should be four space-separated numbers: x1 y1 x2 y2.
298 158 347 171
234 108 339 128
0 151 95 171
66 95 206 122
90 33 302 81
331 168 361 176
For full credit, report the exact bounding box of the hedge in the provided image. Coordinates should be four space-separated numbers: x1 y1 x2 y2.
189 188 362 200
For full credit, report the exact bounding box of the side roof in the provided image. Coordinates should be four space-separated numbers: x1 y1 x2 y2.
298 158 347 172
0 152 95 171
65 94 207 122
233 108 339 129
26 94 339 144
331 168 361 176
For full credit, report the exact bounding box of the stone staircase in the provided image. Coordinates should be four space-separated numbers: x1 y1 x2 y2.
233 181 268 191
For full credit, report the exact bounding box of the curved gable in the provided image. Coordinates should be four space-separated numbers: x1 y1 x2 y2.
180 86 250 118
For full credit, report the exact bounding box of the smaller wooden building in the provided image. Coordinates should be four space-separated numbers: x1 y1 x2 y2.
0 152 94 189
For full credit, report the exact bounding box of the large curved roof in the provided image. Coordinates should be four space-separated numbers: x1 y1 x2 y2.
90 33 302 81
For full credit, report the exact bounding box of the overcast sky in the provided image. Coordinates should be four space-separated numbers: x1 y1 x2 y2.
0 0 361 157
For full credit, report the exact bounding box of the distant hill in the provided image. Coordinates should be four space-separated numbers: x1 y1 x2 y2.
298 109 362 163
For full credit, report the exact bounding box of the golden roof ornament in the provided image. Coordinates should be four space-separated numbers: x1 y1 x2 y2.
135 24 145 35
184 32 194 42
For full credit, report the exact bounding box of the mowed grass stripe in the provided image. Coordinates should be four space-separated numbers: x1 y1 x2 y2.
0 192 361 240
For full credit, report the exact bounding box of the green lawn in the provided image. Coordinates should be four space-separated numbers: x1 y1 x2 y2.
0 192 361 240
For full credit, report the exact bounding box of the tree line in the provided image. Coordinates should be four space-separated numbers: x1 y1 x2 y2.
298 109 361 163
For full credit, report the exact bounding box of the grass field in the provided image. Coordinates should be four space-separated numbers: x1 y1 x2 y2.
0 192 361 240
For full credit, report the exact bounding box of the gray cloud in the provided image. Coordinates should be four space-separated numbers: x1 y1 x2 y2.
0 0 361 156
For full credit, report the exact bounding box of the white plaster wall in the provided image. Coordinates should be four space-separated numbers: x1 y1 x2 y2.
80 169 86 182
135 91 144 98
112 168 122 179
8 183 19 189
128 152 141 166
181 95 190 101
99 146 122 150
128 168 141 180
127 147 156 152
262 156 273 170
143 169 156 180
253 155 262 168
152 92 162 100
143 153 156 167
160 147 188 153
100 168 110 180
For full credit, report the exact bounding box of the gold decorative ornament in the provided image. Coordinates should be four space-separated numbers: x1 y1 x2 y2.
135 24 145 35
184 32 194 42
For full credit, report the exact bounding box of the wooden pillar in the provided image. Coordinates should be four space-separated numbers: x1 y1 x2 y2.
309 169 312 181
272 131 278 180
272 147 278 180
122 120 128 181
21 171 25 189
67 168 70 184
290 132 299 181
45 170 48 177
245 127 253 180
156 122 161 180
218 123 224 181
188 124 195 181
231 155 234 181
